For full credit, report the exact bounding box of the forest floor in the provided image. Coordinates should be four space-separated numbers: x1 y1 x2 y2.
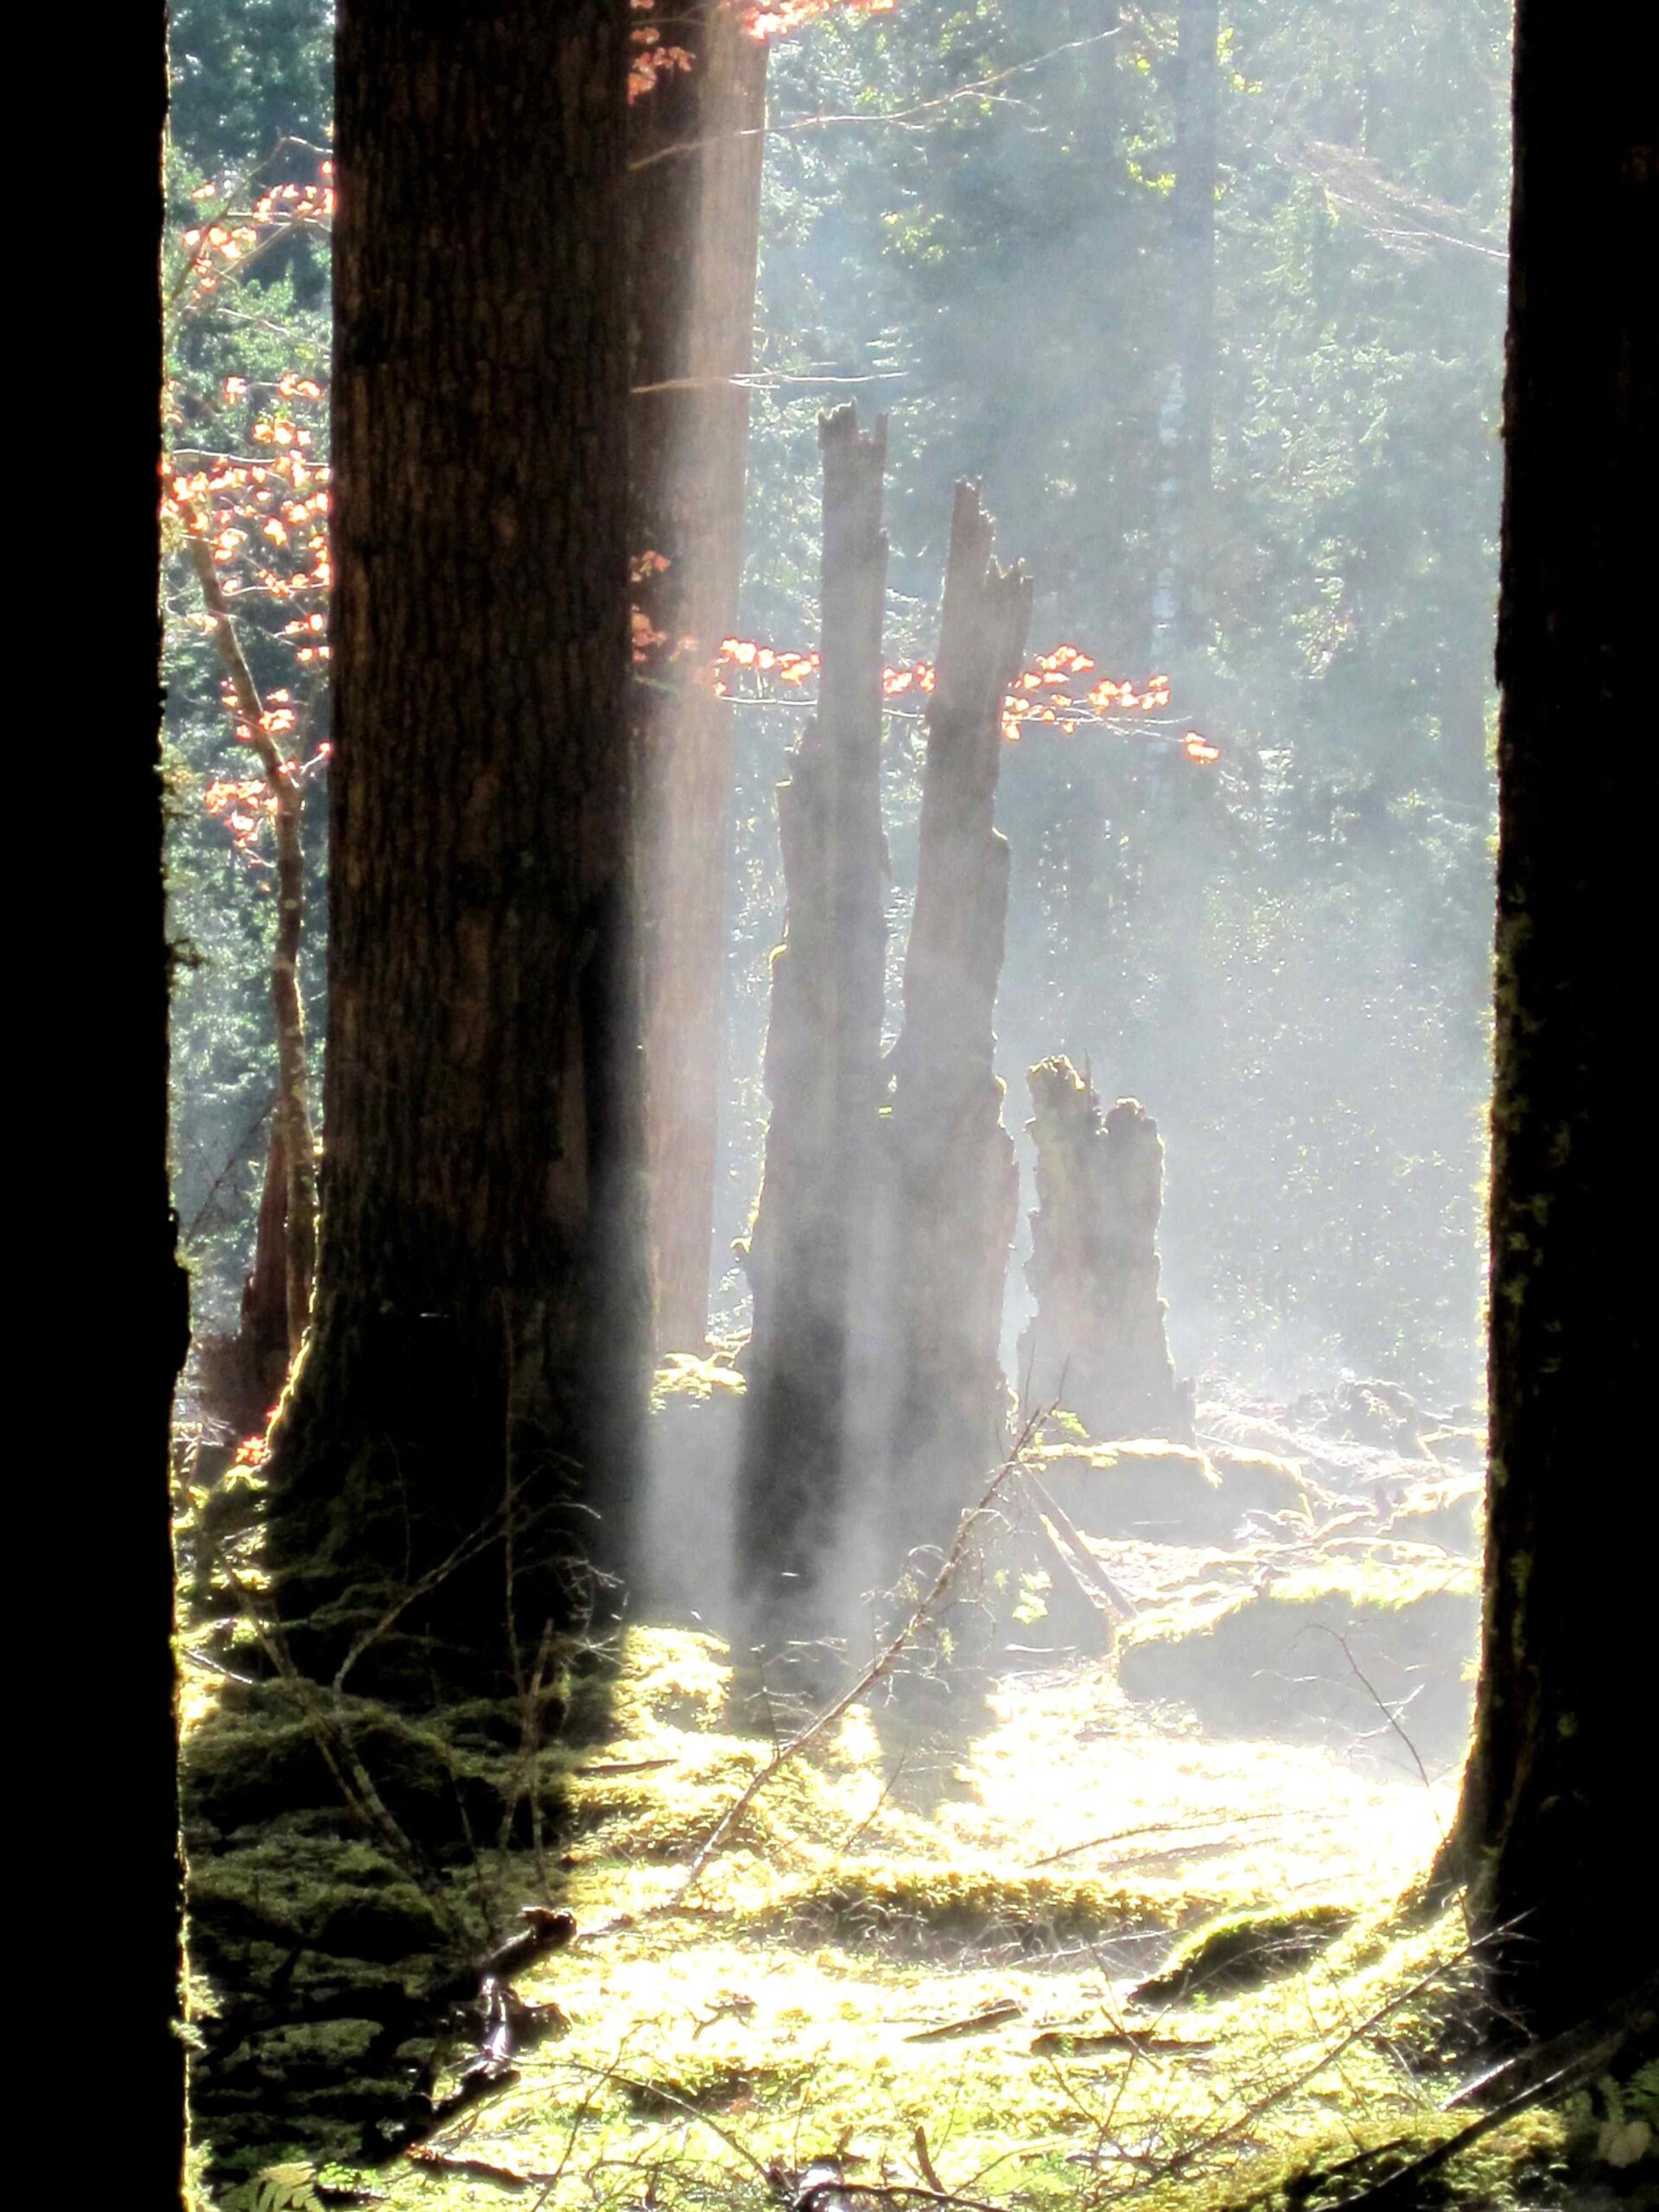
181 1387 1650 2212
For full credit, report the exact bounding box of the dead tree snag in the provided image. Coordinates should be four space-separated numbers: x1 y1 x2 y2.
737 407 889 1643
1019 1060 1192 1443
882 483 1031 1554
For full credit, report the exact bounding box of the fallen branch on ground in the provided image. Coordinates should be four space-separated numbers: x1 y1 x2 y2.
674 1408 1049 1904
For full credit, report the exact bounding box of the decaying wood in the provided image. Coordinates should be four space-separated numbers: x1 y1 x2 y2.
1018 1062 1191 1443
737 405 890 1641
905 1999 1024 2043
881 483 1031 1557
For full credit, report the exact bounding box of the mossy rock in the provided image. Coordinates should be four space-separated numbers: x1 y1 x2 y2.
1116 1560 1478 1765
1382 1471 1484 1554
775 1864 1180 1956
1128 1903 1355 2006
1035 1438 1324 1548
1205 1444 1325 1525
1034 1440 1233 1543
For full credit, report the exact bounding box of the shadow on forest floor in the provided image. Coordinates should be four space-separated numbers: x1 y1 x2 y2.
178 1382 1654 2211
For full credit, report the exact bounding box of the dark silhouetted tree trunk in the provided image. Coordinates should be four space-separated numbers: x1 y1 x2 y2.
264 0 648 1694
631 3 768 1353
737 407 888 1645
1447 0 1654 2037
91 4 189 2196
883 484 1029 1556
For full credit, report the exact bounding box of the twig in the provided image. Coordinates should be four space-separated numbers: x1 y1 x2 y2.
575 1758 678 1777
406 2143 552 2191
674 1408 1048 1903
836 1749 909 1853
906 2001 1024 2044
913 2126 945 2195
629 29 1122 172
210 1542 464 1937
1309 1624 1445 1830
1030 1807 1294 1870
1118 1925 1517 2196
558 2060 775 2185
798 2183 1010 2212
1027 1477 1141 1617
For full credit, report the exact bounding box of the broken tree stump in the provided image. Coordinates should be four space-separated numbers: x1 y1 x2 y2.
737 406 891 1643
1018 1059 1192 1443
881 483 1032 1556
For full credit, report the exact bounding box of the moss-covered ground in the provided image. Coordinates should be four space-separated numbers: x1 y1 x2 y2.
186 1381 1650 2209
188 1621 1649 2212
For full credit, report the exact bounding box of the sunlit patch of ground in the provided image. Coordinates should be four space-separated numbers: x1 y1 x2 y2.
252 1625 1590 2212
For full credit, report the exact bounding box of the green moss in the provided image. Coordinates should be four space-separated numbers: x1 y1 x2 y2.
1129 1904 1355 2006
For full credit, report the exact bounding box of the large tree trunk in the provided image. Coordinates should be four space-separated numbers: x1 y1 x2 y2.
736 407 888 1647
1448 0 1653 2036
882 484 1029 1558
631 3 768 1352
264 0 648 1695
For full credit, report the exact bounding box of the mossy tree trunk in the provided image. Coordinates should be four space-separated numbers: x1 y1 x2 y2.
737 407 889 1644
882 484 1029 1556
264 0 649 1696
631 3 768 1353
1448 0 1653 2037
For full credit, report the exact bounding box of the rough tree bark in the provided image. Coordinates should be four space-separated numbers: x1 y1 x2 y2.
1444 0 1654 2037
263 0 648 1694
737 407 889 1644
1019 1062 1191 1443
882 484 1030 1556
631 2 768 1353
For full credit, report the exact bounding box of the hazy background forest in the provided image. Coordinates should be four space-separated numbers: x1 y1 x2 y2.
164 0 1505 1408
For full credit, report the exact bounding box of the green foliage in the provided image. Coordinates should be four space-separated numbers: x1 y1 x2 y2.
220 2164 321 2212
163 139 332 1341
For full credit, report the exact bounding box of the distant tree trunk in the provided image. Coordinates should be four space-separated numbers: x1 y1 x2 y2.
187 531 318 1364
883 484 1029 1556
1164 0 1219 658
264 0 648 1694
737 407 888 1645
1019 1063 1191 1443
200 1117 290 1437
1446 0 1654 2037
631 3 768 1352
